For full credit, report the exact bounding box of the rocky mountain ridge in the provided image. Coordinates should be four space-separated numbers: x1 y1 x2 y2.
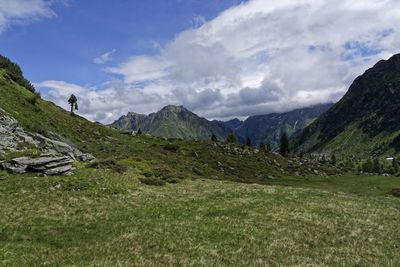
110 104 332 148
296 53 400 156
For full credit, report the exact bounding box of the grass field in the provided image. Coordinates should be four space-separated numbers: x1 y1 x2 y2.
0 166 399 266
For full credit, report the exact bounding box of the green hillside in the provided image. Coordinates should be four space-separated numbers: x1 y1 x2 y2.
0 66 340 182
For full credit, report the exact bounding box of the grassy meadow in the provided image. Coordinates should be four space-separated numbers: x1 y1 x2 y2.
0 166 399 266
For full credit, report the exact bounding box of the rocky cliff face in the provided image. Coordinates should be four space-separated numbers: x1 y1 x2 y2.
296 54 400 156
230 104 333 148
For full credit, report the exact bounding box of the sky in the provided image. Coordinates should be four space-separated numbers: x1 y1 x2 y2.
1 0 400 123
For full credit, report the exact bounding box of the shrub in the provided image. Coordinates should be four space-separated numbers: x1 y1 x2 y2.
0 54 36 92
87 159 128 173
139 177 166 186
165 177 181 184
163 143 179 152
192 167 203 176
390 188 400 197
226 133 237 143
27 94 40 105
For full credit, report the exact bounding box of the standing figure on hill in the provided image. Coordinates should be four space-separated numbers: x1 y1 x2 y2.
68 94 78 114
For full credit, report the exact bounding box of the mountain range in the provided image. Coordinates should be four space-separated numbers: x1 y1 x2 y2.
109 103 333 148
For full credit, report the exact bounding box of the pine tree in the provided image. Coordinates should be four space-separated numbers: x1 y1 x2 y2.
68 94 78 114
362 158 373 173
211 133 218 142
392 157 400 173
226 133 237 144
266 143 271 152
373 158 381 173
331 154 337 165
279 132 289 157
259 142 265 150
246 137 251 147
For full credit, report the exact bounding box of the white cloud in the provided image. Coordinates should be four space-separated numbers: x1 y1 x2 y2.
107 56 171 83
0 0 59 33
93 49 117 65
40 0 400 123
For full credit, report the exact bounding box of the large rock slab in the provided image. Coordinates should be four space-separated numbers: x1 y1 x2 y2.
43 164 74 175
1 156 75 175
11 156 70 166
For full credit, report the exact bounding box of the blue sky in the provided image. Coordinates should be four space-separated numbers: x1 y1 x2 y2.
1 0 400 123
1 0 243 86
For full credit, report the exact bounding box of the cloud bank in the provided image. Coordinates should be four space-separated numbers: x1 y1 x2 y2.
39 0 400 123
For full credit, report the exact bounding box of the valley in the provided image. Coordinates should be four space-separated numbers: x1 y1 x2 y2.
0 51 400 266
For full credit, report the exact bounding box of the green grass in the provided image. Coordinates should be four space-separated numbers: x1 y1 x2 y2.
267 174 400 197
322 123 399 158
0 168 399 266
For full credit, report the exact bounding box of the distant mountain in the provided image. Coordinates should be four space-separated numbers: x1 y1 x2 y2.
295 54 400 157
109 105 232 140
110 104 331 145
223 104 333 148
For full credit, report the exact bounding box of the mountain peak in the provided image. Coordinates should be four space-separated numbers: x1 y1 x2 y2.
296 54 400 155
160 105 187 113
368 53 400 74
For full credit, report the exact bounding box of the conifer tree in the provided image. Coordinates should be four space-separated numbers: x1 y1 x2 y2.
279 132 289 157
68 94 78 114
246 137 251 147
226 133 237 144
211 133 218 142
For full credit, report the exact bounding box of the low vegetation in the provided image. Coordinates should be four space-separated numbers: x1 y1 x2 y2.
0 167 399 266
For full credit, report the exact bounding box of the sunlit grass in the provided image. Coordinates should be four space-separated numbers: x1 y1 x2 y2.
0 167 399 266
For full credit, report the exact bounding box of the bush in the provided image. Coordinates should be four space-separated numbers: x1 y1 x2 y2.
163 143 179 152
139 177 166 186
27 93 40 105
390 188 400 197
87 159 128 173
226 133 237 143
0 54 36 92
192 167 203 176
165 177 181 184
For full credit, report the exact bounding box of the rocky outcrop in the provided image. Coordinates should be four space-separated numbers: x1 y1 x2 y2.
0 108 94 175
0 110 40 154
1 156 75 175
